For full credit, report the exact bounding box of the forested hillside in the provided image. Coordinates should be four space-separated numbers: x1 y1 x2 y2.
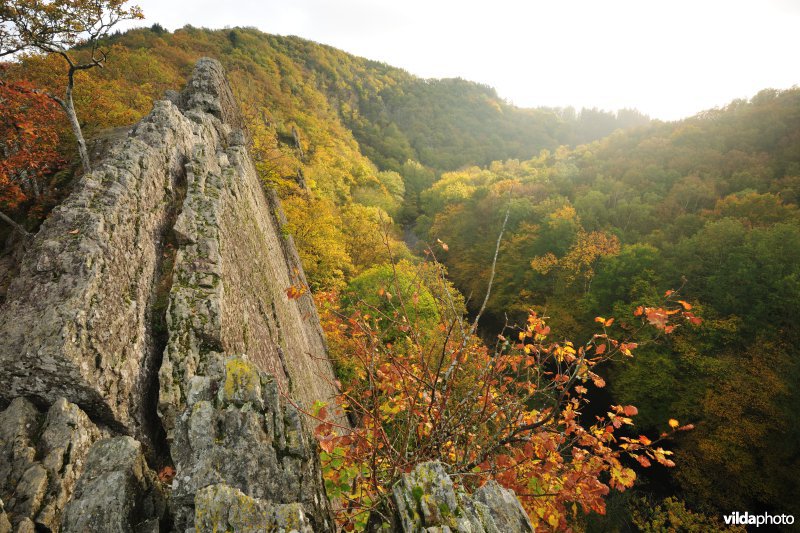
2 25 649 265
413 87 800 522
2 23 798 531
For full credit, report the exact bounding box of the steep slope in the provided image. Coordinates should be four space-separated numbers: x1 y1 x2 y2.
96 26 644 173
6 24 652 195
3 26 651 294
0 56 536 533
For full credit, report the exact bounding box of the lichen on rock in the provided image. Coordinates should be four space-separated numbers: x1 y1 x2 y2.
194 484 314 533
391 461 534 533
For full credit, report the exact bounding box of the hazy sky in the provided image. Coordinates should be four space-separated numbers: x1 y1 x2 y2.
121 0 800 121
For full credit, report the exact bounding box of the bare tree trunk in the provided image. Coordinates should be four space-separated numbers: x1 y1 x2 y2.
0 210 30 237
21 171 40 200
63 66 91 174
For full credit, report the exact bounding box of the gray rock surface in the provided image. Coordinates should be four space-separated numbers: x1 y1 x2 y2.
0 91 196 435
0 398 104 531
157 58 340 439
472 481 534 532
391 461 533 533
0 500 10 533
194 484 314 533
170 355 332 531
61 436 166 532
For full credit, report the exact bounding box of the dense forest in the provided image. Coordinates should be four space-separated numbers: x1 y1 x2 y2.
2 22 798 531
413 89 800 524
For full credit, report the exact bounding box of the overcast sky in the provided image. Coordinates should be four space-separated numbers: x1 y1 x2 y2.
121 0 800 121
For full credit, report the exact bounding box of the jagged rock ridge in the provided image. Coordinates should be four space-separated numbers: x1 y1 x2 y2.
0 58 339 440
0 57 335 532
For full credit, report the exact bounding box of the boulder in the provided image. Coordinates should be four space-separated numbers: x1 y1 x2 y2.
391 461 533 533
61 437 166 532
0 398 103 531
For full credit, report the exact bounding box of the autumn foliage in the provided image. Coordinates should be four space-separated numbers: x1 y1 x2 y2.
314 256 698 531
0 77 64 210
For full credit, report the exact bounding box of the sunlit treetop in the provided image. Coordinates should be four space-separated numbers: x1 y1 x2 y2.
0 0 143 59
0 0 143 173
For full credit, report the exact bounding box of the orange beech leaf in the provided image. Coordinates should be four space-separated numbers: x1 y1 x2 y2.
646 308 669 329
158 466 176 483
286 284 307 300
619 343 637 357
319 438 336 453
594 343 607 355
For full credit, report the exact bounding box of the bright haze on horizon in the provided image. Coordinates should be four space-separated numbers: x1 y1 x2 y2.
120 0 800 121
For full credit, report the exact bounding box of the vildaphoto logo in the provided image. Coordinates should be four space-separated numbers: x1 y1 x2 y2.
723 511 795 527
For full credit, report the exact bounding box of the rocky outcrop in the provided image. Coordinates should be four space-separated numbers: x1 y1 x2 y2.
156 59 337 438
61 436 167 532
390 461 534 533
0 97 189 434
194 484 313 533
0 58 338 441
0 58 337 531
169 356 332 530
